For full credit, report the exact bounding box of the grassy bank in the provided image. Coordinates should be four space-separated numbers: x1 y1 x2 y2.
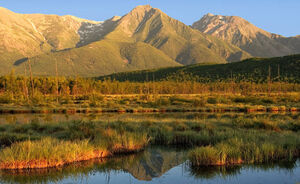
189 139 297 166
0 136 148 169
0 138 100 169
0 120 149 169
0 114 299 169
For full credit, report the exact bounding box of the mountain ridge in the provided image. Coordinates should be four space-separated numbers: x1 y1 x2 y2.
192 13 300 57
0 5 299 77
103 5 250 65
0 5 251 76
0 6 101 72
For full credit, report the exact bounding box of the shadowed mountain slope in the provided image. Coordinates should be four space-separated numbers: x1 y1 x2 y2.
101 54 300 83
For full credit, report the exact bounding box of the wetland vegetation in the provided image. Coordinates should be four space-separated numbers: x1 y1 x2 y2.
0 146 299 184
0 113 299 169
0 73 299 183
0 73 299 114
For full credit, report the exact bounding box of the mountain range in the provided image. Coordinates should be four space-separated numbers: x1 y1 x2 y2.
192 13 300 58
0 5 299 76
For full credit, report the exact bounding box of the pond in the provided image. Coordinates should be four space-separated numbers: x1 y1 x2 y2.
0 112 299 184
0 146 299 184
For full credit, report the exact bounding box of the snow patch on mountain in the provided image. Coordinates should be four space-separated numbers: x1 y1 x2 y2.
76 16 120 47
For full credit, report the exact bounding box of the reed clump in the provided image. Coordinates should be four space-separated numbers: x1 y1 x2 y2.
189 139 298 166
0 133 149 170
0 138 105 169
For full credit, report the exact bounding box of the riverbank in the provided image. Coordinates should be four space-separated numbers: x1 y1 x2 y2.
0 138 147 170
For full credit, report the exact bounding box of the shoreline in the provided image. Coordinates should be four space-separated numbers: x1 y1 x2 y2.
0 147 146 170
0 106 299 114
0 150 111 170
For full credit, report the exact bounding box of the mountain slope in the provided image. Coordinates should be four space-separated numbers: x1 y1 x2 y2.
103 5 251 65
1 6 300 77
101 54 300 83
0 7 52 72
23 14 100 51
5 5 252 76
192 13 300 57
0 7 101 73
15 40 181 77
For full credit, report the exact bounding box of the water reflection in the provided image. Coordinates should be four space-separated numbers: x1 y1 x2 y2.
0 147 299 184
189 161 298 179
0 113 299 183
0 147 187 184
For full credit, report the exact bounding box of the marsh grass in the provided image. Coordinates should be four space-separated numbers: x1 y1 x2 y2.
0 133 40 147
0 131 149 170
0 138 95 169
1 91 299 115
189 138 298 166
0 114 299 169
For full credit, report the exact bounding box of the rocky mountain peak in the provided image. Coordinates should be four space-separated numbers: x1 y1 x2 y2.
131 5 153 12
192 13 300 57
125 4 157 20
115 5 159 36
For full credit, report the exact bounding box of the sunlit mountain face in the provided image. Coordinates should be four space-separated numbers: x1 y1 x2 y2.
192 13 300 58
0 5 251 76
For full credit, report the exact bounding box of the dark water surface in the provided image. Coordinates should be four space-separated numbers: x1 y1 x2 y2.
0 147 299 184
0 113 299 184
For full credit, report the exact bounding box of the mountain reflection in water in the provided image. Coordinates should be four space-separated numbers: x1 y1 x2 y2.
0 147 299 184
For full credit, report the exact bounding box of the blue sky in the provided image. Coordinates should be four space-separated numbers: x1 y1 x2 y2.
0 0 299 36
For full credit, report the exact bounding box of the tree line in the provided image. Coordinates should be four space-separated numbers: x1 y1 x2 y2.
0 72 299 103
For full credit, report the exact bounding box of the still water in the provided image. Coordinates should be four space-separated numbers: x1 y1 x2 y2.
0 113 299 184
0 147 299 184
